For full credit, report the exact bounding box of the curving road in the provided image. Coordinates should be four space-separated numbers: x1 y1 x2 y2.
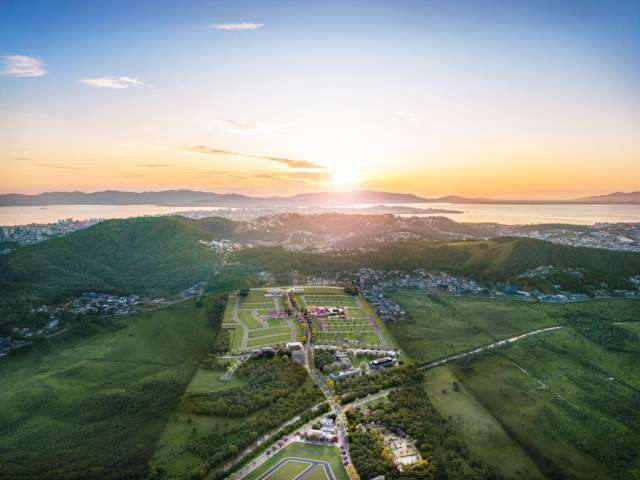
256 457 336 480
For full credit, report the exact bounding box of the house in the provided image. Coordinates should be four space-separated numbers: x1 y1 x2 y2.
265 288 284 297
321 417 337 434
291 349 306 364
286 341 304 352
369 357 395 370
329 369 360 381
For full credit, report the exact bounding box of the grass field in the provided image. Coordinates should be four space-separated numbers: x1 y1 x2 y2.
243 442 349 480
229 325 244 351
422 367 544 479
186 367 248 394
265 459 311 478
387 292 640 479
247 333 293 348
249 326 292 338
222 295 237 325
389 290 640 363
151 364 245 478
0 296 218 480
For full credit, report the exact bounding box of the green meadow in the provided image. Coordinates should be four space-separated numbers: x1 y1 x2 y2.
389 291 640 479
389 290 640 363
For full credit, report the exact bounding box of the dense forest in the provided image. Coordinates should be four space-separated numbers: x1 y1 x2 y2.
336 365 423 403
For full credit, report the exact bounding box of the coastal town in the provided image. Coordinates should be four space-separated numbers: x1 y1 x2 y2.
0 218 101 251
3 212 640 258
496 222 640 253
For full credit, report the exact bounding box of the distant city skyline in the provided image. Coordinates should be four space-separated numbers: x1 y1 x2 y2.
1 0 639 198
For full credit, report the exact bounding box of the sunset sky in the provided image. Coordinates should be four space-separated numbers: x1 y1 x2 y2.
1 0 639 198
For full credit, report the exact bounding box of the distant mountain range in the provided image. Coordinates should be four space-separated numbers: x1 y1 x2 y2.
0 189 638 206
576 191 640 204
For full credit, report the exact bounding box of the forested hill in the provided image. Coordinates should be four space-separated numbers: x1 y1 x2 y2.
3 217 639 302
0 216 223 301
2 216 639 332
234 237 640 292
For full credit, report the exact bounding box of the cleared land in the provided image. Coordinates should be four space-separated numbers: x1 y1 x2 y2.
0 296 218 480
389 291 640 480
243 442 348 480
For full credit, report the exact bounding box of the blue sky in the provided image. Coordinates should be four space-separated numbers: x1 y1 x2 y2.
1 0 639 197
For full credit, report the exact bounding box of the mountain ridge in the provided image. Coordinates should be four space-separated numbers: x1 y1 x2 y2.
1 189 638 206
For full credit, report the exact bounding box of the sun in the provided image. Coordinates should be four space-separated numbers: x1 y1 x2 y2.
330 169 363 187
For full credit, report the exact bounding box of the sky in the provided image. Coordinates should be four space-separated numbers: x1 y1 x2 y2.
1 0 639 199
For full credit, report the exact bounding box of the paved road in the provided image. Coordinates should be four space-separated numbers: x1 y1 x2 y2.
229 400 328 480
232 295 249 350
256 456 336 480
221 354 249 381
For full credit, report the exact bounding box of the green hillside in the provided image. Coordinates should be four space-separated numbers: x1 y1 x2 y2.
0 294 225 480
234 237 640 291
3 218 638 304
2 216 638 334
0 216 222 299
388 292 640 480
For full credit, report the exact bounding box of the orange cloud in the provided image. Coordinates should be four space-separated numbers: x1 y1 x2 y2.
184 145 325 169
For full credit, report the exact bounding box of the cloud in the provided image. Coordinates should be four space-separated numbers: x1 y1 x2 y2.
202 117 263 133
209 22 263 31
80 76 148 89
254 171 333 184
35 162 84 170
262 156 326 169
0 55 46 77
184 145 326 169
137 163 173 168
186 145 239 156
